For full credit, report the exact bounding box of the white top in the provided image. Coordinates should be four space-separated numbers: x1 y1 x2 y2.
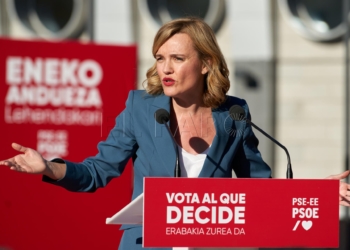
178 145 210 177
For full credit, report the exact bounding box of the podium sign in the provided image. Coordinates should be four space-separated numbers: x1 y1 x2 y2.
143 178 339 248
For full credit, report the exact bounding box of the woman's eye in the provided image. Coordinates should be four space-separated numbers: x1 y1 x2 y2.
175 57 184 61
156 57 163 61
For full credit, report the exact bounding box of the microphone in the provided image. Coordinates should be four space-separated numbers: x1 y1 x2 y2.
154 109 181 177
229 105 293 179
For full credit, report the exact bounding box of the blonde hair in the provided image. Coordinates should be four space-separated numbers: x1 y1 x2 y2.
145 17 230 108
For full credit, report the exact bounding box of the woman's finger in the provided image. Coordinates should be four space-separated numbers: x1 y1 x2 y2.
326 170 350 180
0 159 16 167
11 143 28 153
340 200 350 207
9 163 25 172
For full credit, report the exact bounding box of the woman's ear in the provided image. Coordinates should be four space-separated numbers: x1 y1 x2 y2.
201 59 211 75
201 66 208 75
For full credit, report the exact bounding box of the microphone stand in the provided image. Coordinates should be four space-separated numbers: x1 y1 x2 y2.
229 105 293 179
163 122 181 178
154 109 181 177
246 120 293 179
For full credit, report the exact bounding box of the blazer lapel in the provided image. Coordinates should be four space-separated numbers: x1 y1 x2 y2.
148 94 176 177
199 108 235 177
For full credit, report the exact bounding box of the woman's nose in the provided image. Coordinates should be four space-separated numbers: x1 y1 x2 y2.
163 60 173 74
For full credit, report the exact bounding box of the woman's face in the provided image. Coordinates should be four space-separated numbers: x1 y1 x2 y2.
156 33 208 102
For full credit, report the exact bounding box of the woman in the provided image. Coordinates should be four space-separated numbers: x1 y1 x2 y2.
1 17 349 249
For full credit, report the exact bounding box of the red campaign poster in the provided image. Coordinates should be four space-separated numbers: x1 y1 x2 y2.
0 38 136 250
144 178 339 248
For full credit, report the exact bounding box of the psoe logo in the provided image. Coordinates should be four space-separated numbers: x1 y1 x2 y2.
37 129 68 160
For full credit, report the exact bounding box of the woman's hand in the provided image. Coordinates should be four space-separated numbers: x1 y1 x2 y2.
0 143 47 174
1 143 67 180
326 170 350 207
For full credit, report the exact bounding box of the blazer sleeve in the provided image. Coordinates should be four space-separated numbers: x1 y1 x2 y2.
43 91 138 192
232 102 272 178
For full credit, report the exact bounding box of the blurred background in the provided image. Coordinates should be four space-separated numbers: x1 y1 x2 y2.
0 0 349 249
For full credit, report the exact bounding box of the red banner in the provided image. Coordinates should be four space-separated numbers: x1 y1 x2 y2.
0 38 136 249
143 178 339 248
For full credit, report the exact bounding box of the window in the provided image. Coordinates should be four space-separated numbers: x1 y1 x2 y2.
7 0 88 39
279 0 349 42
139 0 226 33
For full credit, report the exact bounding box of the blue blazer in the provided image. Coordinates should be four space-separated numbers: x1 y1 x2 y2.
44 90 271 249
